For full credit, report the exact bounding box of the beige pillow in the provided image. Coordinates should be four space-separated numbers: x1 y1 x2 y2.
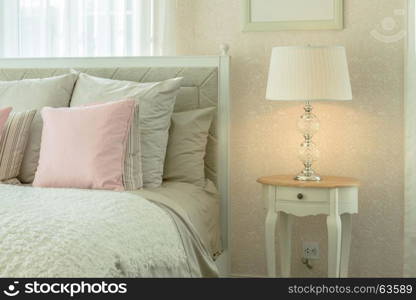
70 73 182 188
0 73 78 183
163 107 215 187
0 110 36 183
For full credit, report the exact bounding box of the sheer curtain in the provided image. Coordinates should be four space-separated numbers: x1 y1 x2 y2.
0 0 176 57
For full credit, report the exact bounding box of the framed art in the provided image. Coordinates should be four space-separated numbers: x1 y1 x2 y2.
242 0 344 31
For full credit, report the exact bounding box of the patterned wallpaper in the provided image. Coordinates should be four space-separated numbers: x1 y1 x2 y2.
176 0 405 277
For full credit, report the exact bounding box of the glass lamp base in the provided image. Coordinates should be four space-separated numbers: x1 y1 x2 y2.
295 171 321 182
295 101 321 182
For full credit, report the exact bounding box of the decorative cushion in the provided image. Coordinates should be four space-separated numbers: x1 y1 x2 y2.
81 100 142 190
0 73 78 183
0 110 36 183
163 107 215 187
70 73 182 188
33 100 135 191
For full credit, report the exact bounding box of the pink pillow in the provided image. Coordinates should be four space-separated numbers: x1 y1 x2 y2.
33 99 135 190
0 107 12 134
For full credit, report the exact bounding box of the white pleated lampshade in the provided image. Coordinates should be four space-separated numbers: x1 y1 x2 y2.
266 46 352 101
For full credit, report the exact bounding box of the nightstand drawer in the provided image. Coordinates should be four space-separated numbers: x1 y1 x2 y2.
277 186 329 203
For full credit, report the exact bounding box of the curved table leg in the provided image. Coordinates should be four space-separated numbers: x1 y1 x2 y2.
279 212 292 277
327 214 342 277
327 188 342 278
265 209 278 277
340 214 352 277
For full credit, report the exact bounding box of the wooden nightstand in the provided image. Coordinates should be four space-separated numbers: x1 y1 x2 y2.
257 175 360 278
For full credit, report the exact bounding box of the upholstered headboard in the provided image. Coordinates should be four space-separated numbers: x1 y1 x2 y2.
0 66 219 185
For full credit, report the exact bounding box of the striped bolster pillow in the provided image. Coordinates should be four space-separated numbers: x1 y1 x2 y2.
0 110 36 183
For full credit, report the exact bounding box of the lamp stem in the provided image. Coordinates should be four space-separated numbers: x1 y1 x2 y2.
295 101 321 181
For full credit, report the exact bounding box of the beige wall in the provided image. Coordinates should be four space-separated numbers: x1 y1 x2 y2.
177 0 405 277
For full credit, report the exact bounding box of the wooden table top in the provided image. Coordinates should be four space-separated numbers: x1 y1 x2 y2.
257 175 360 188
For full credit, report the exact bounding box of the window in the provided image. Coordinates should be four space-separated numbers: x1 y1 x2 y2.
0 0 175 57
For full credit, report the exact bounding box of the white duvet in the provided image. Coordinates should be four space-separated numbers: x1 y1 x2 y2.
0 184 217 277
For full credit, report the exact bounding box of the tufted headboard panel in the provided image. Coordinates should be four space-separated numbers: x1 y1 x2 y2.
0 66 219 186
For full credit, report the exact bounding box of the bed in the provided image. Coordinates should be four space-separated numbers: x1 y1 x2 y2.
0 51 230 277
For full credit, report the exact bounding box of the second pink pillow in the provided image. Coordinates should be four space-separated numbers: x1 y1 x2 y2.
33 99 135 191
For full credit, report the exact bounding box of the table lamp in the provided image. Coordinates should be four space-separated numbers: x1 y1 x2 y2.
266 46 352 181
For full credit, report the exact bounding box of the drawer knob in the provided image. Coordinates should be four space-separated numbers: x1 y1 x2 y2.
297 193 304 200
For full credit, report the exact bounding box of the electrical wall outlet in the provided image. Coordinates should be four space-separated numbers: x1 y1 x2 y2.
302 242 320 260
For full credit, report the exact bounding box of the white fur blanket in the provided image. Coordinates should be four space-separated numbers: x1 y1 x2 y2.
0 184 217 277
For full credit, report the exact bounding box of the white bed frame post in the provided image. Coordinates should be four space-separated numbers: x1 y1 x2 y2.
216 44 231 276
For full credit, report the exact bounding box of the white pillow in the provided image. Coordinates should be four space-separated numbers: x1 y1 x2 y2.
70 73 182 188
0 73 78 183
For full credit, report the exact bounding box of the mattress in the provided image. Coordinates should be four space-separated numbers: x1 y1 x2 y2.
132 180 222 258
0 183 219 277
15 180 222 255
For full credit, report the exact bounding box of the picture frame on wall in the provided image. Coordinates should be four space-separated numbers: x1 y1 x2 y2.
242 0 344 31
